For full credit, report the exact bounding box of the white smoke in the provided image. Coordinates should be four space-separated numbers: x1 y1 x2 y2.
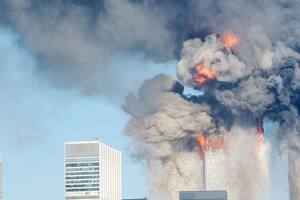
148 152 204 200
123 74 213 199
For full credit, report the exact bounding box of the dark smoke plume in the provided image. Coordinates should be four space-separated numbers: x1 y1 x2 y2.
122 1 300 199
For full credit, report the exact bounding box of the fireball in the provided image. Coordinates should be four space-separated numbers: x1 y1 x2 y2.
196 133 224 159
256 115 264 147
220 31 239 50
193 64 217 86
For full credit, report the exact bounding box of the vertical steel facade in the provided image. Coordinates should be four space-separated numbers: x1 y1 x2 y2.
204 149 261 200
289 153 300 200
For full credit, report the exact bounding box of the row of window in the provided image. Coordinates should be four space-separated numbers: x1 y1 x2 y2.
66 179 99 184
65 163 99 167
66 175 99 180
66 184 99 188
66 167 99 172
65 157 99 163
65 171 99 176
66 188 99 192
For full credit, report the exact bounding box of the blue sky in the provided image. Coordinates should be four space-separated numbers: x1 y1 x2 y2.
0 28 177 199
0 27 290 200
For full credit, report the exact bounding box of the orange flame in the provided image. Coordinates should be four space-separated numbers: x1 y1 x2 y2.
193 64 217 86
196 133 224 159
220 31 239 50
256 115 264 147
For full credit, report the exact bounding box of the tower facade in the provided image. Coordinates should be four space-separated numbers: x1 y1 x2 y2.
204 149 237 199
65 140 122 200
204 148 261 200
289 153 300 200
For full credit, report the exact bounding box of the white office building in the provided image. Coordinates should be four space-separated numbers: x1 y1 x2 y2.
65 140 122 200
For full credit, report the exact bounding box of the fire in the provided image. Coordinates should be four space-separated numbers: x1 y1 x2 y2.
256 115 264 147
196 133 224 159
220 31 239 50
193 64 217 86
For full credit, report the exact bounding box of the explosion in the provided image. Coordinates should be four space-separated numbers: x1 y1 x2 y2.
196 133 224 159
124 26 300 200
193 64 217 86
220 31 240 50
257 115 264 147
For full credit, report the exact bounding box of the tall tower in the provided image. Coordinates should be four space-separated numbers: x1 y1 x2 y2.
64 140 122 200
204 149 238 200
289 152 300 200
197 132 263 200
204 149 227 191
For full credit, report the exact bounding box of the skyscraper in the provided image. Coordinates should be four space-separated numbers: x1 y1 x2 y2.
204 148 261 200
289 152 300 200
204 149 235 199
65 140 122 200
204 149 227 191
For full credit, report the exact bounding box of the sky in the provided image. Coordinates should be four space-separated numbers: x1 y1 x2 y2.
0 0 299 199
0 28 177 199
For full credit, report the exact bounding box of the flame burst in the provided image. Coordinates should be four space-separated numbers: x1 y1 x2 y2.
193 64 217 86
196 133 224 159
196 123 264 159
256 115 264 147
220 31 239 50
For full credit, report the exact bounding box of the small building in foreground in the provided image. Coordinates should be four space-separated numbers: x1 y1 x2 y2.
179 191 227 200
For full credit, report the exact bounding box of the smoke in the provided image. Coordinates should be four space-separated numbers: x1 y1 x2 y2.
123 74 272 199
3 0 300 98
123 74 211 199
1 0 300 199
123 1 300 199
1 0 175 98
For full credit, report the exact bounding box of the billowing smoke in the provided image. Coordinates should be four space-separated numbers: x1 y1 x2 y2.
123 74 211 199
2 0 300 199
123 73 272 199
123 7 300 200
4 0 300 99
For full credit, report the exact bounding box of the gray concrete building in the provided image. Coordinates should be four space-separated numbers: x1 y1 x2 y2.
179 191 227 200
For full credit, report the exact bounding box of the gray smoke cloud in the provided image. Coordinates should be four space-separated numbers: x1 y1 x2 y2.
123 74 213 199
123 74 272 199
2 0 175 97
2 0 300 98
123 1 300 199
2 0 300 199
